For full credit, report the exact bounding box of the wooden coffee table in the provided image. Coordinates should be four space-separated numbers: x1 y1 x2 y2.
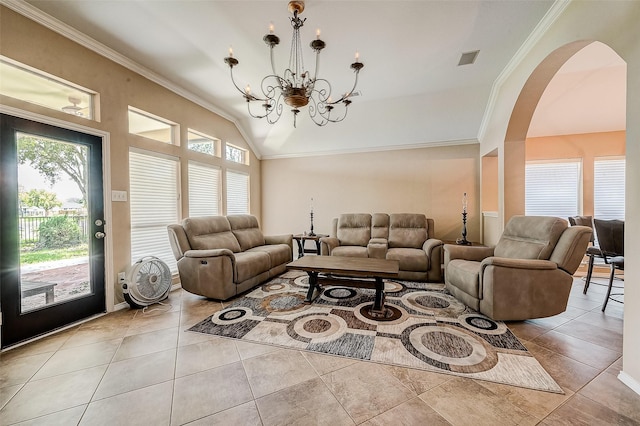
286 256 399 318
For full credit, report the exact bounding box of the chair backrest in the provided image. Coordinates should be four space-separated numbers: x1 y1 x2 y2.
593 219 624 257
388 213 428 249
336 213 372 246
568 215 594 243
495 216 567 260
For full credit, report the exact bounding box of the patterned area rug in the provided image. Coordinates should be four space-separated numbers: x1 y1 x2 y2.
189 270 563 393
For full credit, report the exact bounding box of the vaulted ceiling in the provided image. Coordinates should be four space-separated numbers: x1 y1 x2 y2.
23 0 626 158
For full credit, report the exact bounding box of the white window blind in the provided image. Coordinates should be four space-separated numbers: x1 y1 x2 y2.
129 150 179 272
189 162 221 217
226 170 249 215
525 161 580 217
594 158 625 220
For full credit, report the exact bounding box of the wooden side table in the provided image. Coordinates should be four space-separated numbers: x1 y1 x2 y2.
292 234 328 258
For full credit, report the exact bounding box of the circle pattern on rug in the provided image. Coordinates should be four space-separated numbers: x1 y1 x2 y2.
353 301 409 326
210 307 252 325
384 281 406 293
261 281 291 292
289 313 348 343
458 314 507 335
293 275 310 288
260 292 308 315
359 303 404 322
322 287 358 300
402 323 498 373
401 291 466 316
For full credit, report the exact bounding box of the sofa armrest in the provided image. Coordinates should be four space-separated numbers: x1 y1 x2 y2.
481 257 558 271
367 238 388 259
320 237 339 256
265 233 293 249
444 244 494 267
423 238 443 256
184 248 235 259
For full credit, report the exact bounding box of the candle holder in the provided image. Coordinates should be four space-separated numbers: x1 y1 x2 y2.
456 211 470 245
309 210 316 236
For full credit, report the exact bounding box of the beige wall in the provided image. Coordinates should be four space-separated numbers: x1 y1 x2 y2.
0 6 261 303
261 144 480 247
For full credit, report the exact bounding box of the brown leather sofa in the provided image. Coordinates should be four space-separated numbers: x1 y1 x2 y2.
444 215 592 320
319 213 443 282
167 215 292 300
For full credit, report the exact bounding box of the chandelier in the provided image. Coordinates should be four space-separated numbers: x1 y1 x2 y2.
223 0 364 127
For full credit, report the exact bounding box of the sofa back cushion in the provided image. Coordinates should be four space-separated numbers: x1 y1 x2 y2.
371 213 390 239
337 213 372 246
389 214 428 249
495 215 567 260
228 215 266 251
183 216 241 252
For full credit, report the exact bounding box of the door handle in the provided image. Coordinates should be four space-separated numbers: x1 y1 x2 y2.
95 231 106 239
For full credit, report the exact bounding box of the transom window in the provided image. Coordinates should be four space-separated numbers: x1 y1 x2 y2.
128 107 176 144
225 143 249 165
0 56 96 120
187 129 220 157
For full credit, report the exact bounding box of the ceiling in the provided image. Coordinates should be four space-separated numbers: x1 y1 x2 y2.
22 0 626 158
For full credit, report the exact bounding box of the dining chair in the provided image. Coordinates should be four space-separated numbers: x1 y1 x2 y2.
592 219 624 311
568 216 600 294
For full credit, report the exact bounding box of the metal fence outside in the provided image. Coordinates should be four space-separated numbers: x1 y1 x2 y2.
19 215 89 244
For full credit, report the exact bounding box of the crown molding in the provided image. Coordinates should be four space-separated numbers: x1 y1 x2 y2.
261 138 479 160
477 0 572 143
1 0 262 160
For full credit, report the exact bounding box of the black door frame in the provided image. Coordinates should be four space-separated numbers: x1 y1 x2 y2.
1 113 108 348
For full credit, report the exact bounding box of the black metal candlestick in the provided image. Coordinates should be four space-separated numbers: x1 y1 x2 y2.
309 211 316 236
456 211 470 245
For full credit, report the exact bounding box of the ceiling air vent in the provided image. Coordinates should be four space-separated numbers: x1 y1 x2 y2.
458 50 480 66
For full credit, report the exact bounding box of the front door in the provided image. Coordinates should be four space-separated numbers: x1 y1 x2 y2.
0 114 106 348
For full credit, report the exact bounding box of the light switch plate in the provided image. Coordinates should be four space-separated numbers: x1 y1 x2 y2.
111 190 127 202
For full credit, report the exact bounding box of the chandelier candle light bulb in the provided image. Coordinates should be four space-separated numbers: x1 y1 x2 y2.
223 0 364 127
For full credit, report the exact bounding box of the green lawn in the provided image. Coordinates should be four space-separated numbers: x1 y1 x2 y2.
20 244 88 264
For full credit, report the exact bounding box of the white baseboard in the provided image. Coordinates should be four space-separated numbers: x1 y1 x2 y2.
618 371 640 396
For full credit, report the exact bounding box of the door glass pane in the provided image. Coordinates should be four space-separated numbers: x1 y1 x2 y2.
17 133 92 313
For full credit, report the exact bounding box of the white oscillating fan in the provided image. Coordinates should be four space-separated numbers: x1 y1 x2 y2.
122 256 172 308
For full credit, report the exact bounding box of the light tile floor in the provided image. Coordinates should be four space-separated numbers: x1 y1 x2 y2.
1 277 639 425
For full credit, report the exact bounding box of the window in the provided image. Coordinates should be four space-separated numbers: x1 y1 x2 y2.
189 162 221 217
128 107 176 144
0 56 96 120
129 150 179 272
225 143 248 165
594 157 625 220
187 130 220 157
525 160 581 217
226 170 249 215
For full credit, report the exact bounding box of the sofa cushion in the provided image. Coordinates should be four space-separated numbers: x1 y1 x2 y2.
248 244 291 269
233 251 271 283
331 245 369 258
495 216 567 260
388 214 428 249
336 213 372 246
387 248 428 272
228 215 266 251
183 216 241 253
446 259 482 298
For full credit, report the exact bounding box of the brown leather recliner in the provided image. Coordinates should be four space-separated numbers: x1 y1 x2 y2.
444 216 592 320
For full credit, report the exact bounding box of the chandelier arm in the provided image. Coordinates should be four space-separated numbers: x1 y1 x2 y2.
268 47 282 88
